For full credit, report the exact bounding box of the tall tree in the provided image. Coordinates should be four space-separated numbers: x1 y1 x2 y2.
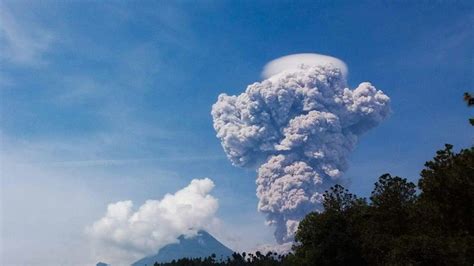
362 174 417 265
293 185 367 266
418 144 474 233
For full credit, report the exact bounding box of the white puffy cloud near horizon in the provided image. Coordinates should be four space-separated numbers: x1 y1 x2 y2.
86 178 220 265
261 53 348 79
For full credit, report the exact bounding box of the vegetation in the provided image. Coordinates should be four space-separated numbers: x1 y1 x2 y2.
294 144 473 265
464 92 474 125
152 252 291 266
149 144 473 266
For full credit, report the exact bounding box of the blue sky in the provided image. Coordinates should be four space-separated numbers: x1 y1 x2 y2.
1 1 473 265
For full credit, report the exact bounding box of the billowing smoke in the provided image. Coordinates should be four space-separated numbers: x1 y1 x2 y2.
211 54 390 243
86 178 219 265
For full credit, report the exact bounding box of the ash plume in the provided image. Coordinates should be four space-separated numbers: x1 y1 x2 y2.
211 54 390 243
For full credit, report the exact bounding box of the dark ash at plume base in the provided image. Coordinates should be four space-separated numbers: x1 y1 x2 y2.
212 57 390 244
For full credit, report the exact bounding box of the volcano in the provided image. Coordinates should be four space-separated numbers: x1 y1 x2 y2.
132 230 233 265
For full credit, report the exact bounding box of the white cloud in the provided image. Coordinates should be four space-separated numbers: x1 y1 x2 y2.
86 178 219 265
262 53 348 79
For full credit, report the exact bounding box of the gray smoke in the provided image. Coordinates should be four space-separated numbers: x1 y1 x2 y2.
211 55 390 243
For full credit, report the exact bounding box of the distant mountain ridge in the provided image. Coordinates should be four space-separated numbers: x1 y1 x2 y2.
132 230 233 266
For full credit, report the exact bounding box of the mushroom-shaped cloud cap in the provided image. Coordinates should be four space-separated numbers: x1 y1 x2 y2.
262 53 348 79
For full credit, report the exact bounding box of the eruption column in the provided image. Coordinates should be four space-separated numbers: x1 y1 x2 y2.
212 56 390 243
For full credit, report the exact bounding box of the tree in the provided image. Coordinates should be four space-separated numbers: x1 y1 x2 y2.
293 185 367 266
362 174 417 265
463 92 474 125
414 144 474 265
418 144 474 234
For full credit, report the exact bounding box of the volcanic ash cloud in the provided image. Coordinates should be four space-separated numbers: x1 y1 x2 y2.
211 55 390 243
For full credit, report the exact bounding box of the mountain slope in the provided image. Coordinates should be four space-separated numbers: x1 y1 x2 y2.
132 230 233 266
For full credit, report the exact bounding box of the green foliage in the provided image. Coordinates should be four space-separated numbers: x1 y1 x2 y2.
362 174 417 265
151 251 291 266
294 144 473 266
418 144 474 234
464 92 474 125
293 185 366 266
